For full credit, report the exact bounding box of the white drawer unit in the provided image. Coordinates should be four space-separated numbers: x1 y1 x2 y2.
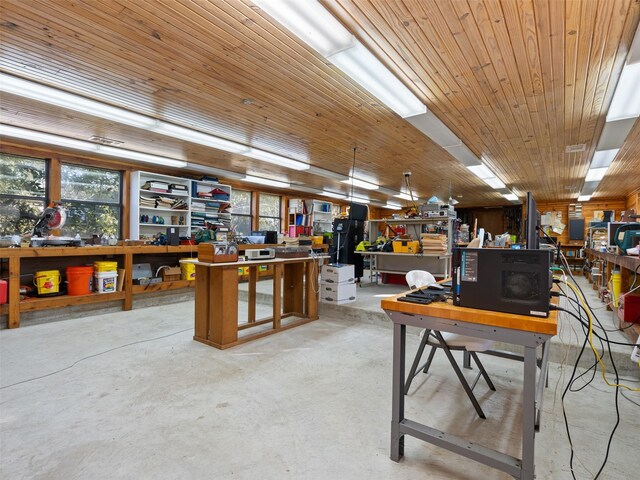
320 281 356 305
321 263 355 284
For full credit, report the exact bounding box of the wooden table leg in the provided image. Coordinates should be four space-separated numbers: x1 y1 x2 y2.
194 265 210 341
305 259 319 319
123 252 133 311
283 262 304 314
248 265 257 323
208 266 239 347
273 263 283 329
8 256 20 328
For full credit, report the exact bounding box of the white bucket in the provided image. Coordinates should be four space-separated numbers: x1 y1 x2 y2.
94 271 118 293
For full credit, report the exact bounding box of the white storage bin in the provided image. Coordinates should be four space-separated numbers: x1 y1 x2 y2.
321 263 355 284
320 281 356 304
94 271 118 293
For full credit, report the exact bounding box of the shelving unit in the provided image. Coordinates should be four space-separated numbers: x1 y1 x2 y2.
363 217 456 281
310 200 333 234
190 180 232 233
288 198 333 236
130 171 191 240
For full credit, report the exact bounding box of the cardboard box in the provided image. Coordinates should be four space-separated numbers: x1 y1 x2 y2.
161 266 181 282
320 281 357 304
392 240 420 253
321 264 355 284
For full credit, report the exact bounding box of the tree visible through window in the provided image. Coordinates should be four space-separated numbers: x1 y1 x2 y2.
259 193 281 232
0 154 47 235
61 164 121 238
231 189 252 236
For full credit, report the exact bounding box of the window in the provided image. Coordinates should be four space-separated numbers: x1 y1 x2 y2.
0 154 47 235
231 189 252 236
258 193 281 232
61 164 122 238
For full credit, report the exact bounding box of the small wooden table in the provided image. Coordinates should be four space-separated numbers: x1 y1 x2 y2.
381 294 557 480
192 256 325 349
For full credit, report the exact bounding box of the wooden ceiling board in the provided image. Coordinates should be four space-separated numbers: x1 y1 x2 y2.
0 0 638 205
329 0 640 200
2 0 460 185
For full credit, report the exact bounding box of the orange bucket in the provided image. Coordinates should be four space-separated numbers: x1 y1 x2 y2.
66 266 94 296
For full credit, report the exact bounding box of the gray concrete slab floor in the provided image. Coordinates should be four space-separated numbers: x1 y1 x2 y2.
1 296 639 479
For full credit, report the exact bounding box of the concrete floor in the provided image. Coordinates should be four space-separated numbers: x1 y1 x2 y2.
1 279 639 479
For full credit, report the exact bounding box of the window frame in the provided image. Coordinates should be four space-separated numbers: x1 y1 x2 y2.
60 163 123 238
258 193 282 233
0 154 49 235
231 189 253 236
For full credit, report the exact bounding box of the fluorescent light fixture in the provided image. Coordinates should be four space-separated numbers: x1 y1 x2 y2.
384 202 402 210
253 0 354 57
341 177 379 190
97 145 185 168
467 164 495 179
243 175 290 188
321 190 346 199
590 148 619 168
577 195 592 202
606 63 640 121
394 192 419 201
585 167 608 182
0 73 157 128
483 177 506 189
245 148 309 170
503 193 519 201
329 42 426 118
153 122 249 154
0 124 186 167
346 196 370 204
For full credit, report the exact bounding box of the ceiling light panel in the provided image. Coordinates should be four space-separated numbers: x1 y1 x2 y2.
577 195 592 202
503 193 519 201
246 148 309 170
329 42 426 118
405 111 461 148
483 177 506 189
153 123 249 154
585 167 608 182
321 190 346 199
590 148 619 168
467 164 495 179
0 124 186 167
606 63 640 121
0 73 156 128
394 192 419 201
244 175 290 188
346 196 370 204
341 177 379 190
253 0 354 57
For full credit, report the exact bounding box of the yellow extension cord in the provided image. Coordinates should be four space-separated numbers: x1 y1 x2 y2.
555 276 640 391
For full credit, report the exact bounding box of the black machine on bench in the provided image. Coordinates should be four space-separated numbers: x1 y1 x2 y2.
452 248 553 318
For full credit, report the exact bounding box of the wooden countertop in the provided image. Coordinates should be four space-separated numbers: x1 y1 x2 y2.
381 291 558 336
587 249 640 271
0 245 198 258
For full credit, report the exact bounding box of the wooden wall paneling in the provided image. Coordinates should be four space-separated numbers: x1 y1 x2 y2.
537 198 627 244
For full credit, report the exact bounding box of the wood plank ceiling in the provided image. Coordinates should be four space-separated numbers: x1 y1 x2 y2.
0 0 638 206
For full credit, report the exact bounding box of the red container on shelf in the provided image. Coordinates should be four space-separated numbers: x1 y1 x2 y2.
0 279 7 304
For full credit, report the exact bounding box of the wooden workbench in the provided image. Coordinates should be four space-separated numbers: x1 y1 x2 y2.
192 256 325 349
0 245 199 328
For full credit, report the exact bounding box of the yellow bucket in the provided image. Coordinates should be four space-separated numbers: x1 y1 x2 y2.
311 235 324 245
94 261 118 272
34 270 61 295
611 270 621 308
181 259 197 281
